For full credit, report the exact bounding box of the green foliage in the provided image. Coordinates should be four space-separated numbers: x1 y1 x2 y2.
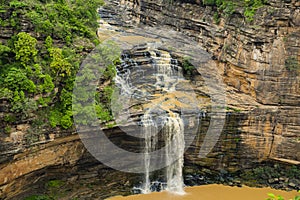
25 0 104 41
47 180 64 188
24 180 65 200
73 42 120 126
241 165 300 187
49 47 73 77
182 57 195 76
203 0 216 6
266 191 300 200
49 108 73 129
95 102 113 123
285 56 300 71
3 114 16 123
286 166 300 179
103 86 114 102
60 113 73 129
40 74 55 93
203 0 267 22
243 0 266 21
3 68 36 93
10 90 38 116
14 32 38 66
0 88 13 99
45 36 53 50
24 195 53 200
0 0 119 135
213 12 221 24
226 106 241 113
266 193 285 200
0 44 11 55
9 1 28 8
103 64 117 79
4 125 12 134
49 109 62 128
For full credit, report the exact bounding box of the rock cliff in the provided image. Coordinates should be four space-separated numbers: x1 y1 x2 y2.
0 0 299 198
113 0 300 165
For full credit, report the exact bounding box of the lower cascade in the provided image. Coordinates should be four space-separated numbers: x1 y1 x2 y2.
141 113 185 194
163 115 185 194
115 43 191 194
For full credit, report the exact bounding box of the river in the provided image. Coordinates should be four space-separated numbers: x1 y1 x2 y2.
107 184 298 200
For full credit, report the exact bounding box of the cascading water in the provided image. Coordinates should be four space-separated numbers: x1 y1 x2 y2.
141 113 158 194
115 43 187 194
163 115 185 194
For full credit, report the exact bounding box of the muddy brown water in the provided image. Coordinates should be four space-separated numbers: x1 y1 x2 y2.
107 184 298 200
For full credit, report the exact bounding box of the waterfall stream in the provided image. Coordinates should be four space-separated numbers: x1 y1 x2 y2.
115 43 187 194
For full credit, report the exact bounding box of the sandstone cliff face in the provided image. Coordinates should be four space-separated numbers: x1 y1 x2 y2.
0 0 300 198
0 130 142 199
116 0 300 164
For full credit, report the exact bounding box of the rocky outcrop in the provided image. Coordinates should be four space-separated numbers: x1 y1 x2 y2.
0 130 143 199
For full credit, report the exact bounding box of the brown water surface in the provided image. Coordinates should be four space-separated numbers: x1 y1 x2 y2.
107 184 298 200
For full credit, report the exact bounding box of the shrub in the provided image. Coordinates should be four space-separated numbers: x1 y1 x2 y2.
182 57 195 76
14 32 38 66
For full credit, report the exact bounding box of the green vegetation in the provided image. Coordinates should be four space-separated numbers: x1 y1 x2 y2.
182 57 196 76
0 0 120 139
285 56 300 71
24 195 53 200
266 191 300 200
73 41 121 127
240 165 300 187
24 180 67 200
203 0 267 22
226 106 241 113
47 180 65 188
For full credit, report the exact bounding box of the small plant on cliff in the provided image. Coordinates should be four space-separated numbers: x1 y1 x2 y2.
243 0 266 22
182 57 195 76
285 56 300 71
24 195 53 200
47 180 65 188
213 12 221 24
202 0 267 22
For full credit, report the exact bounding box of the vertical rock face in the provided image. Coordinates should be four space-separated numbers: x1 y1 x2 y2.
115 0 300 165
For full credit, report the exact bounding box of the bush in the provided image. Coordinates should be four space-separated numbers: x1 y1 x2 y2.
3 68 36 93
182 57 195 76
14 32 38 66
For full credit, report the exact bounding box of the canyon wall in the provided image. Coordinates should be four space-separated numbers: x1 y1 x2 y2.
0 0 300 198
116 0 300 164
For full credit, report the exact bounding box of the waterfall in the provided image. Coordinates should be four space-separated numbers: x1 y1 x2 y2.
141 113 158 194
163 115 185 194
115 44 186 194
